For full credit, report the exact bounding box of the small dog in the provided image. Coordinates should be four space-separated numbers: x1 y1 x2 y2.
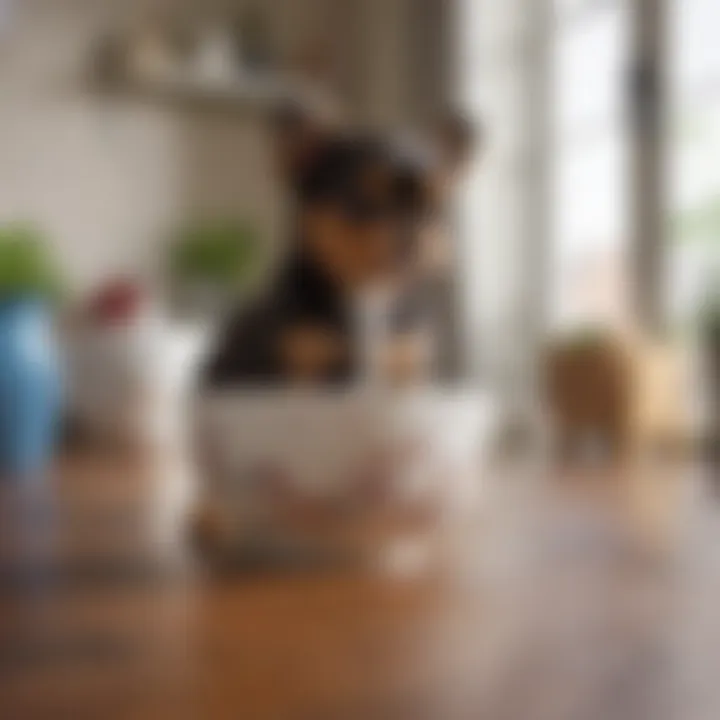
204 104 478 388
205 132 433 386
193 107 483 558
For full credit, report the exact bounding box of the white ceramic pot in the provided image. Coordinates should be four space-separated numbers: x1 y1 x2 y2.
65 313 166 447
192 389 496 557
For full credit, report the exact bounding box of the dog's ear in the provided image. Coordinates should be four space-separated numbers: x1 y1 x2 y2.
432 110 482 178
269 100 338 187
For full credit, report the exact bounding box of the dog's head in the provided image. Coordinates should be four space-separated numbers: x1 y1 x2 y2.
270 102 480 291
297 133 436 290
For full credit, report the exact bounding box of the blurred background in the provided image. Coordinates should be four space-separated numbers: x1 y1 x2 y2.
0 0 719 717
0 0 717 456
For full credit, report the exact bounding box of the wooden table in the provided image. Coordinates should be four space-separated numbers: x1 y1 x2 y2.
0 450 715 719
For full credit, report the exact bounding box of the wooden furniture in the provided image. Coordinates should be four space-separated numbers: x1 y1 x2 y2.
545 333 632 461
545 330 691 462
0 450 699 719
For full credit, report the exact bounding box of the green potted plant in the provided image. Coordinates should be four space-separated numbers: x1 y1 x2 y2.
168 217 261 318
0 224 64 479
0 224 64 302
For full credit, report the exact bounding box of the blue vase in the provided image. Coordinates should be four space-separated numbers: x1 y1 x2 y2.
0 299 61 480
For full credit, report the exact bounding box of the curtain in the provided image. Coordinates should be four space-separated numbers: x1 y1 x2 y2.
456 0 552 412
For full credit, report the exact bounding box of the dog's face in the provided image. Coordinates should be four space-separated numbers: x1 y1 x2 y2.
301 153 404 290
302 207 397 290
270 103 477 290
295 136 434 292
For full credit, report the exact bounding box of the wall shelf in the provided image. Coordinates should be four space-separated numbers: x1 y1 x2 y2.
96 68 329 117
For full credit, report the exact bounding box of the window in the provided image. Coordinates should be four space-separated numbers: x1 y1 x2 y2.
551 0 631 329
669 0 720 326
456 0 542 388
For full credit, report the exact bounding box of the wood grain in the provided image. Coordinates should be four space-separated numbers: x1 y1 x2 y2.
0 451 715 719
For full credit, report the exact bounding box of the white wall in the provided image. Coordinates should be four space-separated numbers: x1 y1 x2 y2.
0 0 332 292
350 0 452 130
0 0 444 293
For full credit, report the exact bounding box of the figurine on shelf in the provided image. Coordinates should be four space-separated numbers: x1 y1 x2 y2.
126 19 182 82
191 23 238 85
234 6 275 73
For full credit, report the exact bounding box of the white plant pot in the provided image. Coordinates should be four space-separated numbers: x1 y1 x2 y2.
192 388 496 559
65 314 167 448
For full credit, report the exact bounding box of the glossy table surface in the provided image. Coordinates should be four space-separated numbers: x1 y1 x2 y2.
0 449 717 719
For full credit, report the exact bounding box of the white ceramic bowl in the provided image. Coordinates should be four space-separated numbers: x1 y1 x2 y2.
191 388 495 557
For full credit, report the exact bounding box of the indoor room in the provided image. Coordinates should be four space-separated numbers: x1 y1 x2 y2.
0 0 718 717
